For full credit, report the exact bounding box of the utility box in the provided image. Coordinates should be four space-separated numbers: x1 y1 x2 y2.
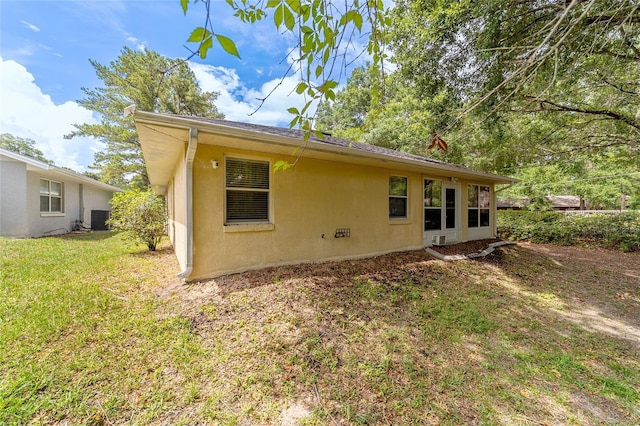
91 210 110 230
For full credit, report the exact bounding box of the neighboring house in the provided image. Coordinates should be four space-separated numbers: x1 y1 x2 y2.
134 111 516 281
549 195 587 211
498 195 589 211
0 148 122 238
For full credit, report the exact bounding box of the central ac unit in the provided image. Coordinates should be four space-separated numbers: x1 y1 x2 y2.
432 235 446 246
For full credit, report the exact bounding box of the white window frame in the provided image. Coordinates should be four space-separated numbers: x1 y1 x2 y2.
467 184 491 228
224 156 271 225
39 178 64 214
389 175 408 219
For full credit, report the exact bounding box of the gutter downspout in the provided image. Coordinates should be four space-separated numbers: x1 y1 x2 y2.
79 184 84 224
178 127 198 280
494 180 516 238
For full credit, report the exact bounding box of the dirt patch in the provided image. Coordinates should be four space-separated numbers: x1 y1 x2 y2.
428 238 503 256
156 243 639 424
517 242 640 348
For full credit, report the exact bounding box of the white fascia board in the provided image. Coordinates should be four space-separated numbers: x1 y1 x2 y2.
0 147 52 170
134 111 517 185
0 148 122 192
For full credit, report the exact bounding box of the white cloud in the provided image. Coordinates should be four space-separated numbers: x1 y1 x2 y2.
189 62 318 127
20 20 40 32
126 35 147 51
0 58 101 172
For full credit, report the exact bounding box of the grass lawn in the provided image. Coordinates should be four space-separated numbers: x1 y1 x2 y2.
1 232 639 425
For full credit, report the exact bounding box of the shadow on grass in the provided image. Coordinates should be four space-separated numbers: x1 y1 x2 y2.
57 230 118 242
130 244 175 259
180 244 639 424
473 245 640 349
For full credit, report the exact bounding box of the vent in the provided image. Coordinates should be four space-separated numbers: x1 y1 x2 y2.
432 235 446 246
335 228 350 238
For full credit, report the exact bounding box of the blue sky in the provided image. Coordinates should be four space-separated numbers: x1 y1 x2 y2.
0 0 370 171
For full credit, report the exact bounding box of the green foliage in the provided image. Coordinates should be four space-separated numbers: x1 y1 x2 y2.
1 234 639 423
181 0 390 134
315 65 466 165
498 210 640 252
502 156 640 211
389 0 640 158
108 189 167 251
0 133 51 163
69 47 223 189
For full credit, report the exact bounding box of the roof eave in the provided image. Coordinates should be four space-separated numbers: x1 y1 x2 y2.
0 148 123 192
134 111 517 185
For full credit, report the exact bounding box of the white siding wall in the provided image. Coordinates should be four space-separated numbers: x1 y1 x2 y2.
0 159 29 237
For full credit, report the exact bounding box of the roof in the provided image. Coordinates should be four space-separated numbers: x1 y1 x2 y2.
548 195 581 208
0 147 123 193
134 111 516 191
498 195 585 209
186 116 457 166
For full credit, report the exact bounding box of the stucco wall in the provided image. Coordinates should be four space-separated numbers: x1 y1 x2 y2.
26 171 80 237
190 143 428 279
170 146 188 272
82 185 114 225
0 159 29 237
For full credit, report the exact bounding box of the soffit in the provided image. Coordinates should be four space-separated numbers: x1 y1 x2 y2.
135 121 188 193
135 112 516 186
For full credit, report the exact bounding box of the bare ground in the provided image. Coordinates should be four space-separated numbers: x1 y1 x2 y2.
155 242 640 425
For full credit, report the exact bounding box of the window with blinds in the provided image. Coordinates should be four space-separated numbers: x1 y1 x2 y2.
225 158 270 223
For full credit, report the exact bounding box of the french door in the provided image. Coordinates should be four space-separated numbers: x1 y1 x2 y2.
423 179 460 245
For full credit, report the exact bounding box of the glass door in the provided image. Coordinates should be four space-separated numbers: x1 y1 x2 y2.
424 179 460 245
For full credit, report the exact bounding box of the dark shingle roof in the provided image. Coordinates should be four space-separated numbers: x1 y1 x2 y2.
174 115 474 171
137 112 514 182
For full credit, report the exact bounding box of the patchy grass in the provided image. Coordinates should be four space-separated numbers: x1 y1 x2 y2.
1 234 639 425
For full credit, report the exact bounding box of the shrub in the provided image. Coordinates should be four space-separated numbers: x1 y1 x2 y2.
108 189 166 251
497 210 640 252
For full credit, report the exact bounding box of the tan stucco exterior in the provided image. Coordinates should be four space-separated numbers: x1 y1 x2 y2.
135 112 514 281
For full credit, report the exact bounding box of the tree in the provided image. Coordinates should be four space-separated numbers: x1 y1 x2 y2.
108 189 167 251
389 0 640 155
315 65 475 167
69 47 224 189
0 133 51 163
180 0 390 133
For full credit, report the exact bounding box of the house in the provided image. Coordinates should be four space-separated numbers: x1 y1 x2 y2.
134 111 516 281
497 195 589 211
0 148 122 238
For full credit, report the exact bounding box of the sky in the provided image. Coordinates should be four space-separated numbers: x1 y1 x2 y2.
0 0 371 172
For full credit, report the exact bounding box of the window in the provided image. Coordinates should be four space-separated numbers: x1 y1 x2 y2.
424 179 442 231
225 158 270 224
389 176 408 218
468 185 490 228
40 179 63 213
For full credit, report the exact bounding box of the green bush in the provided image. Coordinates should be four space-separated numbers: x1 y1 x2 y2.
108 189 166 251
497 210 640 252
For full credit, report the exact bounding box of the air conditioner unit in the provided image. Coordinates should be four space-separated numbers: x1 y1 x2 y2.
432 235 446 246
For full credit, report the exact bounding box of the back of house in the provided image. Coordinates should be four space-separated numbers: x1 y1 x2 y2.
135 111 515 280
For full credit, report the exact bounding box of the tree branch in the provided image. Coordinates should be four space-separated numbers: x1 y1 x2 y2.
596 72 640 96
526 96 640 131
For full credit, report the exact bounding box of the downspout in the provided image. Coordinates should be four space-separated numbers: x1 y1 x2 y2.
78 184 84 224
178 127 198 280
